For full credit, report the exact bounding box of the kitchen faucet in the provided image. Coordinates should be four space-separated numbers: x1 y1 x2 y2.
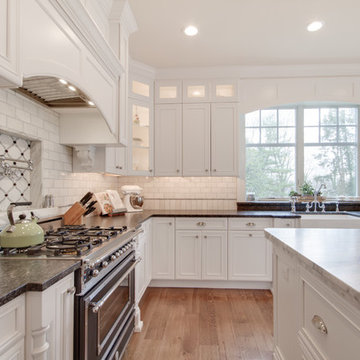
305 183 326 213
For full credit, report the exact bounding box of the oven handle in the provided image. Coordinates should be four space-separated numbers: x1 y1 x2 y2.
89 257 142 314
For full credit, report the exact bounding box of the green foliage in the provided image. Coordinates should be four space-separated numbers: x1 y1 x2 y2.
300 182 315 196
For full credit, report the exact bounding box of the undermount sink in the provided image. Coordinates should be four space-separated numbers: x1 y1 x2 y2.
300 213 360 228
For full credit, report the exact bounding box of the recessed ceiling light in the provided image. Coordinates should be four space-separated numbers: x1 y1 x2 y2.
184 25 198 37
68 85 76 92
59 79 67 85
307 21 324 32
87 100 95 106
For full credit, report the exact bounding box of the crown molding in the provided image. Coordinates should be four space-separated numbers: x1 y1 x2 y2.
49 0 123 78
109 0 138 36
129 59 156 79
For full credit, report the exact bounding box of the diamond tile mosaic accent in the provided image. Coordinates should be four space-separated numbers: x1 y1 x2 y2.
0 133 31 210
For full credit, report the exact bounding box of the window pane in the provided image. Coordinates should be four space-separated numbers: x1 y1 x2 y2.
246 147 295 198
245 111 260 127
304 109 319 126
304 127 319 143
339 108 357 125
320 126 337 143
246 128 260 144
320 108 337 125
304 146 357 197
278 109 295 126
261 127 277 144
261 110 277 126
339 126 356 142
279 127 295 143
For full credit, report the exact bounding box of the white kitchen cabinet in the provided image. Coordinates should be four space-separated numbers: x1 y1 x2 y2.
210 80 239 102
201 231 227 280
26 273 74 360
128 98 154 175
0 295 25 359
0 0 21 87
228 231 272 281
182 103 211 176
152 218 175 279
273 218 298 228
73 146 126 175
155 80 182 103
175 231 202 280
129 75 153 101
154 104 182 176
183 80 211 103
211 103 238 176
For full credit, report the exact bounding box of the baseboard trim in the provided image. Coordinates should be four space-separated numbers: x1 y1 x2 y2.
149 279 272 289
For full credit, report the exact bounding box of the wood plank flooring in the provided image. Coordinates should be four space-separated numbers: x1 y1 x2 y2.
123 288 273 360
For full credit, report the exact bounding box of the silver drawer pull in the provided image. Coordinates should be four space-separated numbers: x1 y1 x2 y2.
197 222 202 226
201 222 206 226
246 222 255 226
248 233 253 237
312 315 328 335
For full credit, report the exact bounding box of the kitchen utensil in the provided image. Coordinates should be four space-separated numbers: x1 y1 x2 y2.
63 202 86 225
80 192 93 206
44 194 54 208
84 206 96 216
0 202 44 248
85 200 97 210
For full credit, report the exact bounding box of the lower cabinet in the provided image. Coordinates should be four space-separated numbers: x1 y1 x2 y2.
175 230 227 280
0 273 74 360
228 231 272 281
0 295 25 359
152 217 175 279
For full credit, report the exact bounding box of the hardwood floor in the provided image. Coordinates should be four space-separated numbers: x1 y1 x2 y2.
123 288 273 360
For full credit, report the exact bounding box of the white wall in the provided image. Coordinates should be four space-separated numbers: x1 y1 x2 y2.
0 89 118 210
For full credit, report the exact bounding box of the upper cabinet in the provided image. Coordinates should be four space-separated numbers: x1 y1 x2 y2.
210 79 239 102
130 75 153 101
183 80 211 103
128 98 154 175
155 80 182 103
211 103 238 176
0 0 21 87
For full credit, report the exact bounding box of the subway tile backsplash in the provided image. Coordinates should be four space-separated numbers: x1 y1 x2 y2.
0 89 237 211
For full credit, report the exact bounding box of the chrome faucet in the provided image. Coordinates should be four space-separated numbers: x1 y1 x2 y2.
305 183 326 213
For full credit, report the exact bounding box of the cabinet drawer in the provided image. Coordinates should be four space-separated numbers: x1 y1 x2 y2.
176 217 227 230
273 218 297 228
300 273 360 360
0 295 25 353
228 218 272 230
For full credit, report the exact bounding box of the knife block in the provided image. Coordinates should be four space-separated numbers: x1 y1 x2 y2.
63 202 86 226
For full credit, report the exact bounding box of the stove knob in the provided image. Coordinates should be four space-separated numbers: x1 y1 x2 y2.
111 255 116 261
89 262 95 269
115 252 120 257
101 261 109 268
92 269 99 277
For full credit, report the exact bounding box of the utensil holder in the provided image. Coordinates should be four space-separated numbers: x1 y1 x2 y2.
63 202 86 225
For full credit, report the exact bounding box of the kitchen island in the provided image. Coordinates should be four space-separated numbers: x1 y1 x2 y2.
265 228 360 360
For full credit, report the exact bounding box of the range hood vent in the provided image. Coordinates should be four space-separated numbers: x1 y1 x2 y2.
16 76 91 108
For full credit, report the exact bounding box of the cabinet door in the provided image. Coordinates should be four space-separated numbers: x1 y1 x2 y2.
105 147 126 175
152 218 175 279
182 104 210 176
183 80 210 103
128 98 154 175
143 219 152 287
154 104 182 176
202 231 227 280
175 231 201 280
210 80 239 102
211 103 238 176
0 0 21 87
155 80 182 103
228 231 272 281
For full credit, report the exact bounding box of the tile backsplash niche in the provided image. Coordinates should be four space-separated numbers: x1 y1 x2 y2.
0 89 118 211
118 176 237 210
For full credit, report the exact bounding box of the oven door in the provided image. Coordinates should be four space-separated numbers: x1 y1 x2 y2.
82 252 138 360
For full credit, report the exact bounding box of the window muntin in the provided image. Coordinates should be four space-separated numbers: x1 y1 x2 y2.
245 105 359 198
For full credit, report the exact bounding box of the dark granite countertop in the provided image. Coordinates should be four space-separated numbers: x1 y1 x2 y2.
0 259 80 306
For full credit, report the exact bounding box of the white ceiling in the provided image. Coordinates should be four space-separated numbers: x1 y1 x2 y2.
128 0 360 68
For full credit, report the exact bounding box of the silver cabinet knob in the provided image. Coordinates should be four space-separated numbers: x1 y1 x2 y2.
67 286 76 295
169 222 172 225
176 169 180 173
213 169 217 172
195 235 199 239
248 233 253 237
312 315 328 335
149 169 153 172
205 169 208 172
204 235 207 239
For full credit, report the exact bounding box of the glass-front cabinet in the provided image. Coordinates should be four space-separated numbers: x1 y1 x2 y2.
128 98 153 175
155 80 182 103
211 79 239 102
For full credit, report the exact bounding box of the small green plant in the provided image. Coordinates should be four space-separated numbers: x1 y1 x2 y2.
300 182 315 196
288 190 301 197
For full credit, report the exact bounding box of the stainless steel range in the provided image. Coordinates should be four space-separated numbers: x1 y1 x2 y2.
0 219 142 360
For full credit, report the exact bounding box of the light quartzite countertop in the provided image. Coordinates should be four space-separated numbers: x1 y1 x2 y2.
265 228 360 309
